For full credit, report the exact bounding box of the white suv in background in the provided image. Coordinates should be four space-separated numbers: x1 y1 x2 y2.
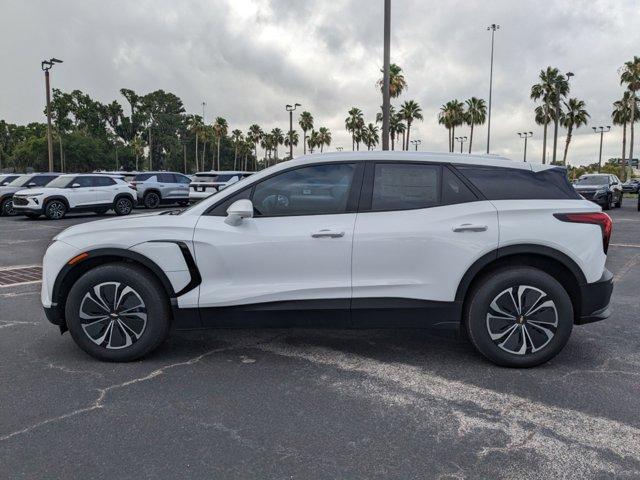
189 171 253 203
13 174 136 220
41 152 613 367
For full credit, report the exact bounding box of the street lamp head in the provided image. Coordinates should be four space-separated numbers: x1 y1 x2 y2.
566 71 574 78
295 103 301 107
286 104 292 108
592 127 597 132
50 58 63 64
528 132 533 135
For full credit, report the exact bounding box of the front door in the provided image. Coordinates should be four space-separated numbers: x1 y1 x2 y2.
193 162 363 324
67 176 97 208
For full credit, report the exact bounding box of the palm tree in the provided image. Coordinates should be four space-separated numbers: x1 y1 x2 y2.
377 63 408 98
363 123 380 150
260 133 274 166
438 103 454 152
284 129 299 158
212 117 228 170
534 105 553 160
345 107 365 151
399 100 423 150
317 127 332 153
131 135 144 171
531 67 569 164
438 101 464 152
247 124 263 170
271 127 284 161
560 98 590 164
188 115 204 171
620 56 640 177
299 111 314 155
231 129 243 170
307 129 320 153
465 97 487 153
389 113 405 151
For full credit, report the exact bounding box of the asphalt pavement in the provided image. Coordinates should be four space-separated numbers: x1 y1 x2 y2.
1 204 639 479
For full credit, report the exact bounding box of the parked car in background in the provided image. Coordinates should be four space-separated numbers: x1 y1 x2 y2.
0 174 21 187
94 170 138 183
621 179 640 193
41 152 612 367
13 174 136 220
573 174 623 210
0 173 61 216
189 171 253 203
131 172 191 208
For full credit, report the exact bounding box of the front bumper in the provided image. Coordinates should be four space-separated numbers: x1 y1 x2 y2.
576 269 613 324
12 195 44 213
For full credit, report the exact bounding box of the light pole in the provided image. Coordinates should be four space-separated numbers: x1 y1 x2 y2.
286 103 301 159
410 139 421 151
518 132 533 162
41 58 63 172
552 72 573 164
381 0 391 150
455 136 468 153
202 101 206 123
486 24 499 154
592 126 611 172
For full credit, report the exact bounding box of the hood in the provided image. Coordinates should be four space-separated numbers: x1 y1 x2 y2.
54 211 198 251
0 186 21 197
573 184 606 191
14 188 54 196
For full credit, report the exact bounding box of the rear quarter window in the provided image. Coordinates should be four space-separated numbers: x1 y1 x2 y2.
454 165 581 200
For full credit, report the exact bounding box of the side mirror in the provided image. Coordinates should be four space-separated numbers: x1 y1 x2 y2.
27 182 37 188
225 199 253 226
71 183 81 188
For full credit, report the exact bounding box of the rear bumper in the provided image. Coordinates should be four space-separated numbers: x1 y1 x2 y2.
576 269 613 324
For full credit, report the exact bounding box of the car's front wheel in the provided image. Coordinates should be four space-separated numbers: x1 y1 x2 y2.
45 200 67 220
465 267 573 368
114 196 134 216
1 198 15 216
65 263 171 361
615 194 622 208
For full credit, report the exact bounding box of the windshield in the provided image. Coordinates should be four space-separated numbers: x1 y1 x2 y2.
7 175 34 187
0 175 18 185
575 176 608 186
44 176 74 188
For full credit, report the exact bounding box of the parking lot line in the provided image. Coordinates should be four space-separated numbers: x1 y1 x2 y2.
610 242 640 249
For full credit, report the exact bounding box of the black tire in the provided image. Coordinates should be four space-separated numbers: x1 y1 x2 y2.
1 198 15 216
44 200 67 220
114 196 134 216
25 213 41 219
65 263 171 362
94 208 109 216
178 200 189 207
143 192 160 209
465 267 573 368
615 195 622 208
602 194 611 210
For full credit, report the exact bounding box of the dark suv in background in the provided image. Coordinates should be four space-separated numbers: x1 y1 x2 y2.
573 174 623 210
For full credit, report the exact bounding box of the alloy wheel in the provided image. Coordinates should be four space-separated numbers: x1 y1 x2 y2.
79 281 147 349
116 198 132 214
485 285 558 355
3 200 15 216
145 193 160 209
47 201 65 219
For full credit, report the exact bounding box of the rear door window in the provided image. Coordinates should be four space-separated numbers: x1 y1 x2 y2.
371 163 440 211
454 165 580 200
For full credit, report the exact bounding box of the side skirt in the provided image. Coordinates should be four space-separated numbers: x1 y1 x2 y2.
172 298 462 330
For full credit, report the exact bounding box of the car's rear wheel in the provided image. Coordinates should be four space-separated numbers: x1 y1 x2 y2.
465 267 573 368
1 198 15 216
45 200 67 220
143 192 160 209
65 263 171 361
114 196 134 216
615 195 622 208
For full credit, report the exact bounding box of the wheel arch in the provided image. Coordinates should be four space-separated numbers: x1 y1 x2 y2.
44 195 70 209
113 192 136 205
456 245 586 323
52 248 177 331
143 188 162 199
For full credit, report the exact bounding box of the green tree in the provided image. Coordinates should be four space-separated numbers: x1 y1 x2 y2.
231 129 243 170
317 127 332 153
345 107 364 151
298 111 314 155
247 124 263 169
212 117 228 170
531 67 570 164
284 129 299 159
620 56 640 176
560 98 589 165
464 97 487 153
377 63 407 98
399 100 423 151
270 128 284 161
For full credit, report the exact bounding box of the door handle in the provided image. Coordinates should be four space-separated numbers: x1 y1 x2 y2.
452 223 488 232
311 229 345 238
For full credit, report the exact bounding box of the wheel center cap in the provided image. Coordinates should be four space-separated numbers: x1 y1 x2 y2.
109 312 119 319
517 315 525 324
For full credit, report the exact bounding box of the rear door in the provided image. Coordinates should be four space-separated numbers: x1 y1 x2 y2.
92 176 116 204
173 174 191 199
351 162 499 317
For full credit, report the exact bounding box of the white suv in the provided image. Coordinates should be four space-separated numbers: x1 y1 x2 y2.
189 171 253 203
13 174 136 220
41 152 613 366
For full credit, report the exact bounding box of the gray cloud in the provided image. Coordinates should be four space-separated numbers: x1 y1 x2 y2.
1 0 638 165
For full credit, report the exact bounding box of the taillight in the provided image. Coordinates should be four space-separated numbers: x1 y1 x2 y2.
130 183 137 190
553 212 613 254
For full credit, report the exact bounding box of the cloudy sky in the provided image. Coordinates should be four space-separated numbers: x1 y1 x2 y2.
1 0 638 165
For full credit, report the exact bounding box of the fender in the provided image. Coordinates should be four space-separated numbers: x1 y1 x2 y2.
42 195 70 208
113 192 136 204
455 244 587 302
